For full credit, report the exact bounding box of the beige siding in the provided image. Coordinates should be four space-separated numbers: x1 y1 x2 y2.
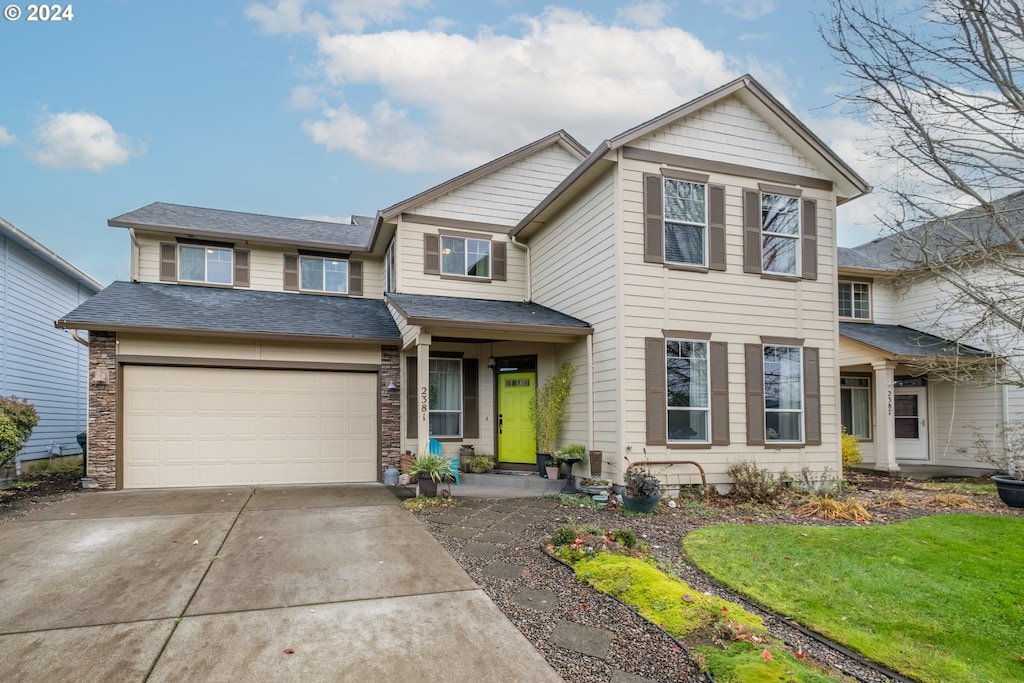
134 231 384 298
869 278 897 324
618 151 841 485
117 333 382 365
529 170 620 474
930 379 1004 468
395 218 527 300
839 338 885 367
629 95 830 182
415 144 582 226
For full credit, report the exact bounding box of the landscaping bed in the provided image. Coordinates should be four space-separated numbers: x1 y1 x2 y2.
0 466 83 524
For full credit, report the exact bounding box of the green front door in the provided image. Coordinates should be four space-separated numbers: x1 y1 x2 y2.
497 371 536 464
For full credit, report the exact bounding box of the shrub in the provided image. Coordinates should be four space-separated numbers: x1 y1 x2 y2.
0 396 39 469
530 362 576 453
612 528 638 548
725 461 787 504
624 464 661 497
466 454 495 472
841 429 863 469
796 495 872 522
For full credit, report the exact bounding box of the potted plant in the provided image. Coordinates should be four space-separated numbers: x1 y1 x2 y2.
0 396 39 490
973 422 1024 507
545 453 563 480
466 454 495 474
406 452 456 498
579 477 612 495
530 361 576 476
622 464 661 513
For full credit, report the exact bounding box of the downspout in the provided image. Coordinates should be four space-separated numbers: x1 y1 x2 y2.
510 235 531 301
70 329 89 347
587 333 594 455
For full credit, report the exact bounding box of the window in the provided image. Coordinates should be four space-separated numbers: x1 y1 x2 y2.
840 377 871 438
764 345 803 442
761 193 800 275
664 180 706 266
429 358 462 437
441 236 490 278
666 340 709 441
300 256 348 293
838 281 871 319
179 245 233 284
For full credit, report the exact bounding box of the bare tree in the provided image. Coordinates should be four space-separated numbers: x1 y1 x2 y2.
823 0 1024 384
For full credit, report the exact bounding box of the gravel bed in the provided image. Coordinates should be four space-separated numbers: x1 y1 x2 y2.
416 475 1022 683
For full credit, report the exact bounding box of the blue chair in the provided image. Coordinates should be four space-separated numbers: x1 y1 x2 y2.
429 438 459 485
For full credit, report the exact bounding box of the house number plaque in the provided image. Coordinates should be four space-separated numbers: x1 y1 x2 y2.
421 386 428 423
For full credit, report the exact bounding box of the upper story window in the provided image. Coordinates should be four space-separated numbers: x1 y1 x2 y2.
300 256 348 293
761 193 800 275
442 236 490 278
179 245 233 284
664 180 707 266
666 339 709 442
764 345 803 443
838 281 871 319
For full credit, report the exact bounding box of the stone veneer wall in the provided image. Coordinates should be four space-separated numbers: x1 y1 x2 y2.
380 345 401 474
87 331 118 490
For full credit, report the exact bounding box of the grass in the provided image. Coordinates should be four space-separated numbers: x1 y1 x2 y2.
684 515 1024 682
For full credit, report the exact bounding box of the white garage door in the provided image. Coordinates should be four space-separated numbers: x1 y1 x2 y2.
123 365 377 488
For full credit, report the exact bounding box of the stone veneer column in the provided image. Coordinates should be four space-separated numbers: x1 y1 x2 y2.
379 345 401 474
87 331 118 490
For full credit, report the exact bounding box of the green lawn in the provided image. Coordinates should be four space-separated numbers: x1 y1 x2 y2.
684 515 1024 683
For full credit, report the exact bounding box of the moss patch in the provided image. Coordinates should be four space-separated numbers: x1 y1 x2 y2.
696 642 839 683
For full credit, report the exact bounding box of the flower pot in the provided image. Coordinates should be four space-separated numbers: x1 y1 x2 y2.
417 473 438 498
579 484 612 495
545 465 561 480
537 453 552 477
992 475 1024 508
622 492 660 513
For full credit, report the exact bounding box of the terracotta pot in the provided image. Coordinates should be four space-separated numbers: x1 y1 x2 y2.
545 465 561 480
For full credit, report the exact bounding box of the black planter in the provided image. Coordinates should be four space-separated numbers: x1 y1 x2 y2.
992 475 1024 508
622 492 660 513
537 453 552 478
418 473 438 498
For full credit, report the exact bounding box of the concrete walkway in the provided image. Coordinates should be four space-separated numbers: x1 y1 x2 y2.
0 484 562 682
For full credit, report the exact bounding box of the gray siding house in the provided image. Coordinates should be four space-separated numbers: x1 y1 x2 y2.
0 216 102 467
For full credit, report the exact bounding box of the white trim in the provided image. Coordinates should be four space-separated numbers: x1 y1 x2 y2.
665 338 711 444
662 178 709 268
764 344 804 444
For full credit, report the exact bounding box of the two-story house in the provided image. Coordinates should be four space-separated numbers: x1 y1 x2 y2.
58 75 869 490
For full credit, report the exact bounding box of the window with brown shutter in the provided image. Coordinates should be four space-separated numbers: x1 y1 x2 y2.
159 243 177 282
708 185 727 272
643 174 665 264
803 347 821 445
283 254 299 291
644 337 667 445
742 189 762 275
709 341 730 445
233 250 250 288
348 261 363 296
462 359 479 438
647 335 728 448
423 234 440 275
801 198 818 281
744 343 765 445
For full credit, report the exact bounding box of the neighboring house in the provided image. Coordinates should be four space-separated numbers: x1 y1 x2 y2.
0 216 102 467
57 75 869 490
837 193 1024 474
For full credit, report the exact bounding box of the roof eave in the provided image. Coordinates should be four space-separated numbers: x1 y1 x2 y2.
404 316 592 337
109 220 372 253
54 319 399 344
0 216 103 292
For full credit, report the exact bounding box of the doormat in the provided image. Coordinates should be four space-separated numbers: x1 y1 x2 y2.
491 470 535 476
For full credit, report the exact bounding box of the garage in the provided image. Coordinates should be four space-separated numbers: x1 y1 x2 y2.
123 365 378 488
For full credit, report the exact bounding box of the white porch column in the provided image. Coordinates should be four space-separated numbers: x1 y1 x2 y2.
871 360 898 473
416 333 431 454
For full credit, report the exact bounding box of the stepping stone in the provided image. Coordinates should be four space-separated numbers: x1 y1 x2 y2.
516 507 551 517
475 531 514 544
461 542 501 558
490 521 530 534
468 511 507 522
461 517 496 529
549 620 613 659
427 514 463 525
488 504 523 513
441 526 478 539
458 501 491 509
611 671 657 683
481 561 524 580
510 588 559 613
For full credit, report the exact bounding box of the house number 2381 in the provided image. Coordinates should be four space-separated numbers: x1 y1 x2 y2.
420 386 428 421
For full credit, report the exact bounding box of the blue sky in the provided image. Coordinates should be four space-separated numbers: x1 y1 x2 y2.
0 0 886 286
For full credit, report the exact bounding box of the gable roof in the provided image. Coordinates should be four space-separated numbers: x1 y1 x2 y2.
375 130 589 226
839 190 1024 272
57 281 400 343
0 215 103 292
515 74 870 237
109 202 374 252
839 322 990 359
387 293 591 336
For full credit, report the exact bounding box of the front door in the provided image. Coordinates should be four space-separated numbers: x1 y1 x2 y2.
497 371 536 464
894 387 928 461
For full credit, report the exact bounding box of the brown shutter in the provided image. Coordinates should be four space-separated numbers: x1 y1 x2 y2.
742 189 762 274
283 255 299 291
233 249 250 288
159 244 177 282
643 173 664 264
424 234 440 274
645 337 667 445
492 241 506 281
462 359 479 438
801 198 818 281
744 343 765 446
710 341 730 445
406 357 418 439
708 184 727 272
803 346 821 445
348 260 363 296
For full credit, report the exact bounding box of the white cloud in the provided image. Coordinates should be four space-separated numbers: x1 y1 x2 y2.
247 0 429 35
616 0 670 28
0 126 15 146
30 111 143 171
703 0 775 20
287 7 742 171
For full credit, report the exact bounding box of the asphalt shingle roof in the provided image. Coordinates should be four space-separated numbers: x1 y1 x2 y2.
109 202 373 251
58 281 400 341
839 322 990 358
387 293 591 331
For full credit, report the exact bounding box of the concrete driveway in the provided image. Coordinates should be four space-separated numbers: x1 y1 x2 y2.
0 484 561 682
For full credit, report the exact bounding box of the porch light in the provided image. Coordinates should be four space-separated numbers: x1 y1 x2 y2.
386 380 398 391
487 356 496 369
